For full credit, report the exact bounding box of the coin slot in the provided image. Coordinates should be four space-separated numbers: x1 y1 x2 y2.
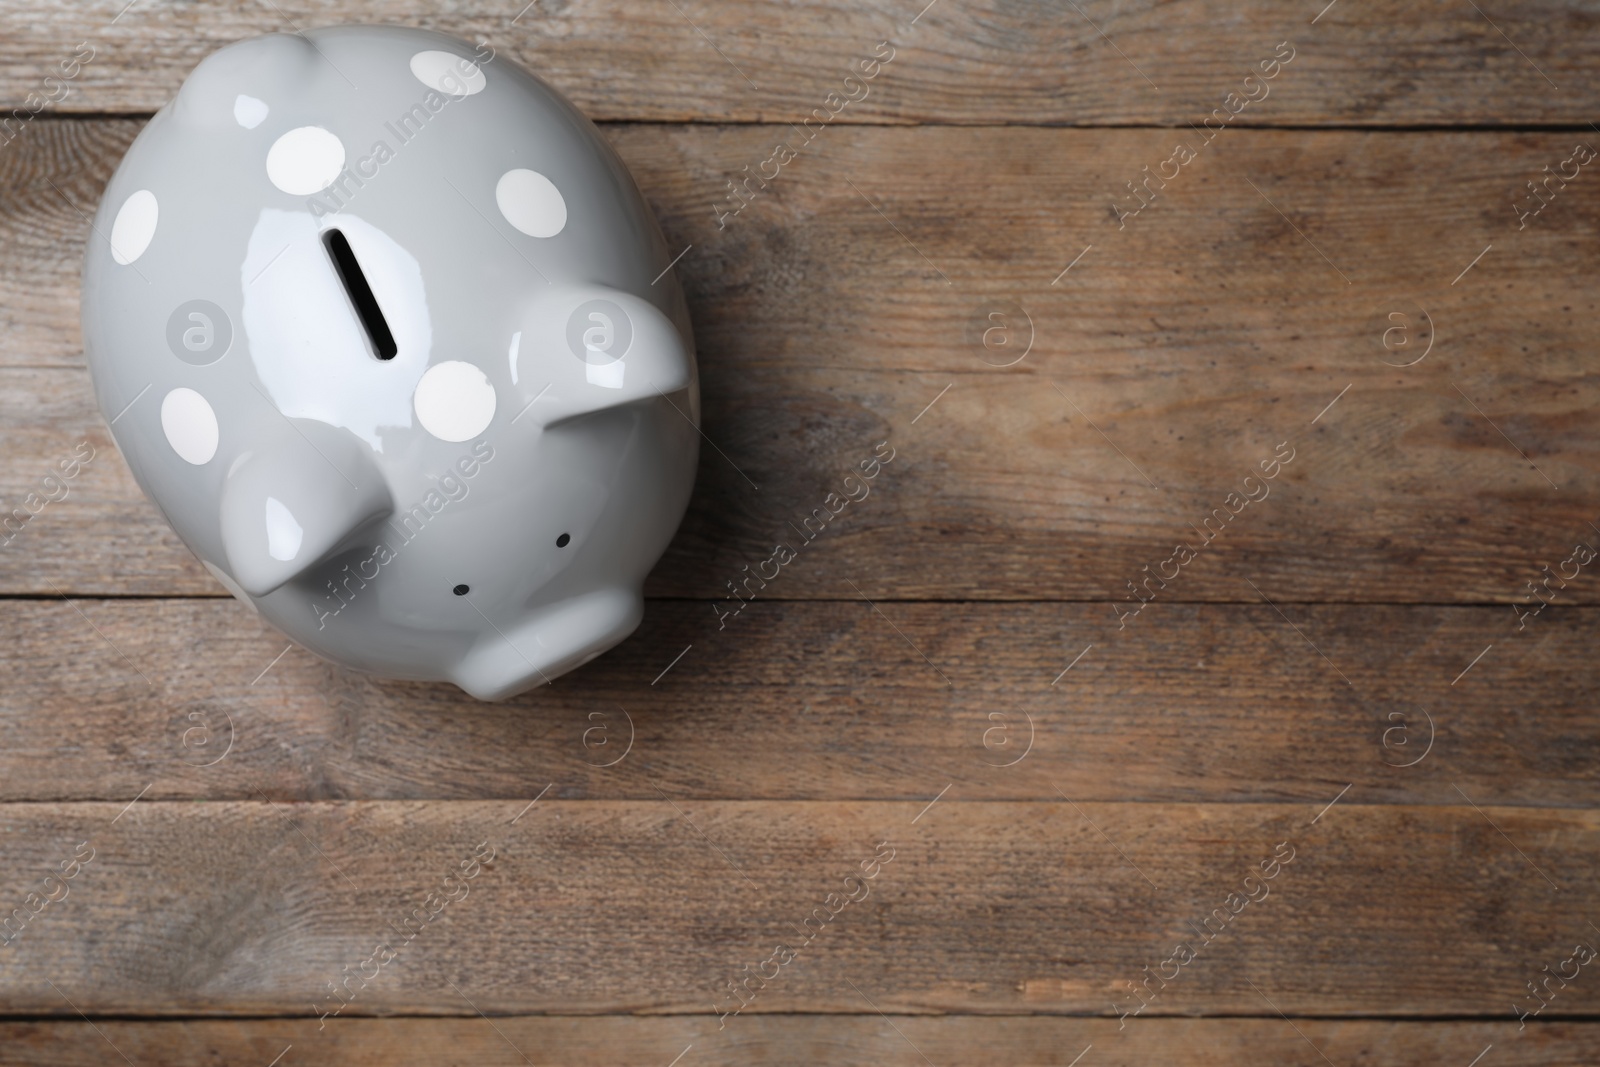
323 228 398 361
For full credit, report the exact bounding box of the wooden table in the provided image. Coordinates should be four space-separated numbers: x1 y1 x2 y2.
3 1 1599 1062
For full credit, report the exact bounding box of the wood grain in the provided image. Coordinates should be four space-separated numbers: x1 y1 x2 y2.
0 598 1590 806
2 1016 1592 1066
4 0 1598 1049
1 0 1597 124
0 800 1591 1016
4 122 1600 601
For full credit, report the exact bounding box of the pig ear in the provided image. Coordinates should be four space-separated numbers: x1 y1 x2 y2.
219 420 393 597
168 32 318 131
513 285 693 428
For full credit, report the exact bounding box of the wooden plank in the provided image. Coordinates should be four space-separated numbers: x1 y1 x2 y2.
4 120 1600 600
0 598 1589 805
0 800 1592 1015
1 1 1598 124
0 1016 1590 1065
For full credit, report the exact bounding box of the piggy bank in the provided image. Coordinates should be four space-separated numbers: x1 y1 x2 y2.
82 26 699 700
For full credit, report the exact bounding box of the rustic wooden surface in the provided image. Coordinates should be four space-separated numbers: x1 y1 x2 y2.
3 1 1600 125
7 123 1600 601
1 800 1595 1016
7 1018 1600 1066
6 1018 1600 1067
2 0 1598 1063
0 599 1594 806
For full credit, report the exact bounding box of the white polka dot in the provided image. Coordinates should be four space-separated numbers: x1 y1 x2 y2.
495 169 567 238
110 189 158 265
266 126 346 195
233 94 270 129
414 361 496 442
161 387 219 465
409 50 486 97
264 496 303 561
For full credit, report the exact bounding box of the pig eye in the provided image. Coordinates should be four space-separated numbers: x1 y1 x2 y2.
556 533 570 547
453 584 469 596
323 228 397 360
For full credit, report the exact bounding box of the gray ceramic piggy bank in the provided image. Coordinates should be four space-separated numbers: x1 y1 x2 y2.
82 25 699 700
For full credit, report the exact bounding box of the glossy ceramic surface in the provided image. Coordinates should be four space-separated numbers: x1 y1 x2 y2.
82 25 700 699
